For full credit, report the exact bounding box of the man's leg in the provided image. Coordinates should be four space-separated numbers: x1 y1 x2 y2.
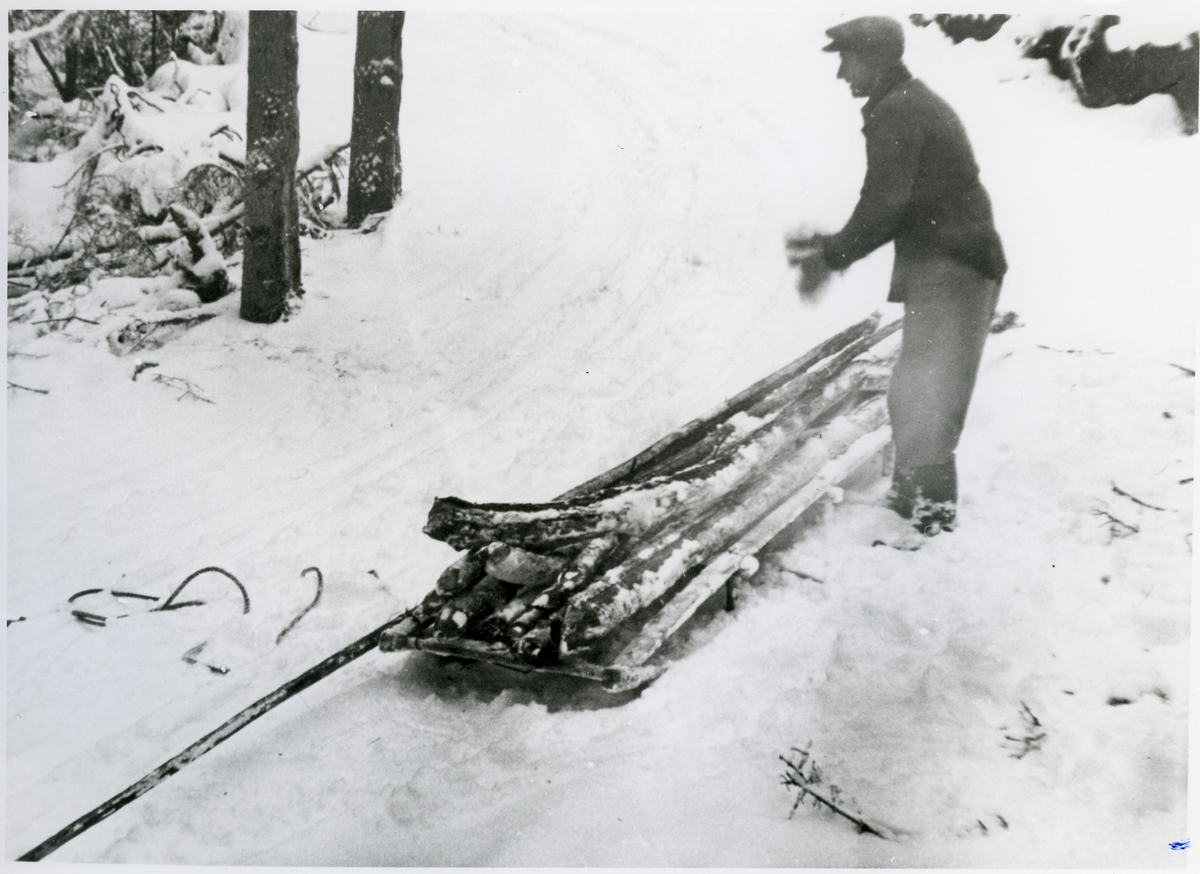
887 257 1000 531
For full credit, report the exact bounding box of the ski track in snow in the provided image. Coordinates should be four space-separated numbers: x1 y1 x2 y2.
7 9 1195 867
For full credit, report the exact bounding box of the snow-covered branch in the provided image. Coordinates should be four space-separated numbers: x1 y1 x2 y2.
8 11 81 48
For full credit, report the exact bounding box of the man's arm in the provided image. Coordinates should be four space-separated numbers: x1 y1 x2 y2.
823 98 923 270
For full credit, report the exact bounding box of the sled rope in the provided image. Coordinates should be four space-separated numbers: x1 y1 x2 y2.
16 614 406 862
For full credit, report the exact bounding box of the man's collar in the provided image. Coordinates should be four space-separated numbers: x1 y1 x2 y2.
863 62 913 112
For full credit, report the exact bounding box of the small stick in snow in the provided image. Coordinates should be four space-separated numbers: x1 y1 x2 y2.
275 567 324 644
779 749 885 838
1170 363 1195 376
7 382 49 395
31 315 100 326
157 566 249 614
1092 509 1139 539
1111 482 1169 512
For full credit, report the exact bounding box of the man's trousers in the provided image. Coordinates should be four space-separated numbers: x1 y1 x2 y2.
887 254 1001 502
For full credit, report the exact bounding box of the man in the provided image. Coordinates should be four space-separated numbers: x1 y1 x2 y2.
788 15 1006 536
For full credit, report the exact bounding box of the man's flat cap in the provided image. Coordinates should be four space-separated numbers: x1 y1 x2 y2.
822 16 905 61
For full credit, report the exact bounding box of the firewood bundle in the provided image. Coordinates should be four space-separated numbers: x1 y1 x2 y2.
382 313 901 672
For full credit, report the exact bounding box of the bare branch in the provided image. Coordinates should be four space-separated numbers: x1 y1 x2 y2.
8 10 82 48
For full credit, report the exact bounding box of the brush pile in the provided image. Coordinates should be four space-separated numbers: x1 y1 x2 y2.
380 313 902 688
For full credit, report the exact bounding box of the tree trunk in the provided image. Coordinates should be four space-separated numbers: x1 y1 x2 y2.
240 11 301 324
346 11 405 227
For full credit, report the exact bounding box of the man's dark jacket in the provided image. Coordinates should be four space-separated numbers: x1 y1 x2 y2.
822 65 1007 301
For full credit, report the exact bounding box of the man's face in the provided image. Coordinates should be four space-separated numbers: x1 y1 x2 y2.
836 50 876 98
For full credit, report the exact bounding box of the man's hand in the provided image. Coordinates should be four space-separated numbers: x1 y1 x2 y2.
785 232 833 302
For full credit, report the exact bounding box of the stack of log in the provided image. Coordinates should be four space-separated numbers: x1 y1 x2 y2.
382 313 901 669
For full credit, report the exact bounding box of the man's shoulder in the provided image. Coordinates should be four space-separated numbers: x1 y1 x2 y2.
869 78 959 128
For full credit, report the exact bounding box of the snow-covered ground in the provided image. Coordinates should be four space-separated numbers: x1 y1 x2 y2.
6 7 1195 867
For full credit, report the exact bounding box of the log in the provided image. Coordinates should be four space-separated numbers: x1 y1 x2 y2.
433 575 509 637
612 423 894 668
484 542 566 586
434 547 487 596
629 322 900 483
554 312 882 499
424 359 876 554
560 397 889 650
495 533 621 641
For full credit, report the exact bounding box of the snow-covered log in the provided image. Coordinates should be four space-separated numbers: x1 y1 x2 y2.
560 397 890 652
167 203 230 302
488 533 621 641
556 312 882 499
435 575 510 637
424 358 883 553
434 547 488 596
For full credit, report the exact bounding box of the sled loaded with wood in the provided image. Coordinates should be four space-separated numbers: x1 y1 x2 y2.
379 312 901 690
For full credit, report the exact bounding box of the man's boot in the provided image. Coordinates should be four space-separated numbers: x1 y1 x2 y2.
911 457 957 535
886 466 917 519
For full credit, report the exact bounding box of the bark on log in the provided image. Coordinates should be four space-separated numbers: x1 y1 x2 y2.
560 397 889 651
434 547 488 596
555 313 882 499
434 575 510 637
484 542 566 586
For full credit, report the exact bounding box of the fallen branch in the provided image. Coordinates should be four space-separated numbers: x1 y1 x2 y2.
7 382 49 395
157 566 248 613
31 315 100 326
1092 508 1139 539
151 373 214 404
1170 362 1195 376
780 747 885 838
167 203 230 302
1111 482 1169 512
297 142 350 179
139 203 244 244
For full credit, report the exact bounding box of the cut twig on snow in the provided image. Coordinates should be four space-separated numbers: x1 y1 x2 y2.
131 360 159 381
1111 482 1169 512
1092 508 1138 540
1170 363 1195 376
151 373 214 404
1036 344 1113 356
1003 702 1047 759
7 382 49 395
780 746 885 838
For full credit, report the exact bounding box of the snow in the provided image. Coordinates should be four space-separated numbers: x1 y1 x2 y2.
6 6 1195 868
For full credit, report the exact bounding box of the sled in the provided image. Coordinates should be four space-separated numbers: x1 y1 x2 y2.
380 314 901 691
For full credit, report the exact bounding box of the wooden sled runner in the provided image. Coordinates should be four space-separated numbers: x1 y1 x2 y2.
381 313 902 691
